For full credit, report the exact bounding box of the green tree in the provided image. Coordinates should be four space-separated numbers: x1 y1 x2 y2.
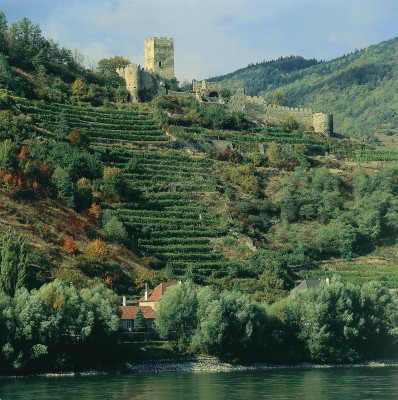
0 11 8 54
75 177 93 211
104 216 129 244
115 86 130 103
134 307 146 332
220 87 231 99
294 276 398 363
273 91 287 106
96 56 130 87
0 138 16 170
266 141 284 168
8 17 47 68
191 290 269 361
155 282 197 349
0 230 27 296
54 112 69 141
103 167 125 197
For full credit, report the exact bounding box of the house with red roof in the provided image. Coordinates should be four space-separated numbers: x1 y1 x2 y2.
119 282 177 332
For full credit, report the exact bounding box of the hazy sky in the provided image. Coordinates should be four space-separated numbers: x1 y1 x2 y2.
1 0 397 82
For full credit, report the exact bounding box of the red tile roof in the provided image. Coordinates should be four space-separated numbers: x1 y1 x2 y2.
139 282 177 303
119 306 156 320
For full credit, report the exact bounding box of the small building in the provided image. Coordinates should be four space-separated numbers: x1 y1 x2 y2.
295 277 330 291
119 282 177 332
138 282 177 311
119 305 156 332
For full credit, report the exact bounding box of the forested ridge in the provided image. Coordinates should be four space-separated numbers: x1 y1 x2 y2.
210 37 398 144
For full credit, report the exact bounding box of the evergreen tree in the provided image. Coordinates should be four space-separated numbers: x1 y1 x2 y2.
15 233 27 291
0 229 27 296
134 307 146 332
54 111 69 141
0 11 8 55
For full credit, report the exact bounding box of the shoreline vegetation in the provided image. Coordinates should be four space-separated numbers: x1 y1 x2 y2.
2 357 398 379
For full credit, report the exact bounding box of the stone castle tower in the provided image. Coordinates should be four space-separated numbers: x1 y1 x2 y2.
145 37 174 81
116 37 174 102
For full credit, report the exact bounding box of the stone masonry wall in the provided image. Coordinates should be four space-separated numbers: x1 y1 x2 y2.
116 63 159 102
228 88 333 135
145 37 174 81
192 80 222 93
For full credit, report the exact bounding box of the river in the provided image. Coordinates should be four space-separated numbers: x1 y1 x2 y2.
1 366 398 399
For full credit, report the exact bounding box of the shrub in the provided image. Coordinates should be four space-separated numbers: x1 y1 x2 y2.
103 167 124 196
86 239 109 262
64 236 78 255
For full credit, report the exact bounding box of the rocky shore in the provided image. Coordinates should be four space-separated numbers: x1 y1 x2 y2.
128 357 398 374
2 358 398 379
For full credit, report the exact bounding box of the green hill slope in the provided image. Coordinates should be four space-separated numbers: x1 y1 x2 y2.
211 37 398 144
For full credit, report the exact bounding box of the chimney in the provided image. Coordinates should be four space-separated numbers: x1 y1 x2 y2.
122 296 127 307
325 278 330 286
145 283 149 301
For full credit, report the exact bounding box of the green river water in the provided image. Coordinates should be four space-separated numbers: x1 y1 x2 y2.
1 367 398 399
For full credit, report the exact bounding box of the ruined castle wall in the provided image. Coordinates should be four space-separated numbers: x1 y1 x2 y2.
192 80 222 94
228 89 332 135
145 37 174 81
116 64 159 102
313 113 333 137
116 63 141 102
192 80 201 91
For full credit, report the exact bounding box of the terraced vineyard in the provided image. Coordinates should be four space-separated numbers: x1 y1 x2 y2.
96 146 230 282
16 99 232 282
17 100 169 145
172 125 330 153
301 264 398 288
15 97 398 285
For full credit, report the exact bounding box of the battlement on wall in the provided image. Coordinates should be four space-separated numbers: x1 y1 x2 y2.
147 37 174 42
228 88 333 136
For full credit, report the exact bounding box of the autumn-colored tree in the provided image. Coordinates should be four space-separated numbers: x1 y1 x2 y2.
68 129 90 148
17 147 29 162
229 165 259 195
64 236 78 255
266 141 284 167
41 224 50 239
89 203 102 219
86 239 109 262
103 167 125 196
71 79 87 100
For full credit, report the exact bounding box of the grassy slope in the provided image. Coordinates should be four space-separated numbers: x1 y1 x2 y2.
211 37 398 144
0 187 149 290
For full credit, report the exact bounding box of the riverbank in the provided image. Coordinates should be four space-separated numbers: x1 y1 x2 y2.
2 357 398 379
128 357 398 374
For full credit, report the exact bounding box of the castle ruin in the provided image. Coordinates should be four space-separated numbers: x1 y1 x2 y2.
116 37 174 102
117 38 333 135
227 88 333 136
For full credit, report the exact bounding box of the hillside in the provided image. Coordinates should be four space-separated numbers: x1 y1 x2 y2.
3 90 398 297
1 12 398 301
210 37 398 145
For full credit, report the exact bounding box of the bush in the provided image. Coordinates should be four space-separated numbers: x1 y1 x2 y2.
104 216 129 244
86 239 109 262
103 167 125 197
